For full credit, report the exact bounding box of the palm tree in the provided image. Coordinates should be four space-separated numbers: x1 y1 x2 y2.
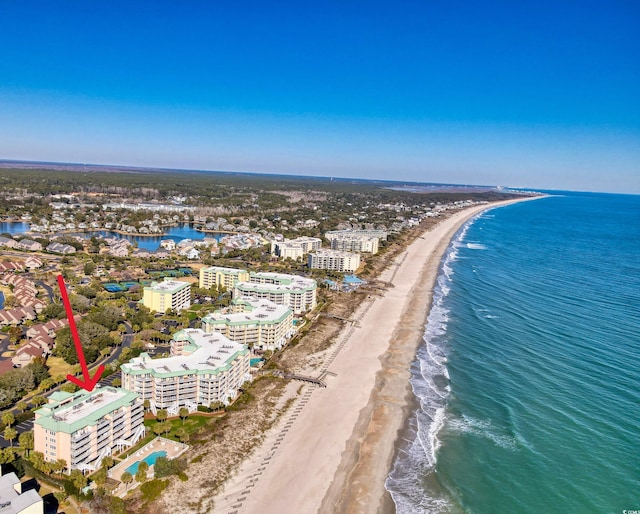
2 412 14 427
19 431 33 458
3 427 16 448
178 407 189 425
120 471 133 491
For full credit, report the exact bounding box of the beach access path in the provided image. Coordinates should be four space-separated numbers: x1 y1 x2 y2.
212 199 534 514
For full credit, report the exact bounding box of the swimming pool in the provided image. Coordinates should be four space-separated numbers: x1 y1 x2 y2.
124 450 167 475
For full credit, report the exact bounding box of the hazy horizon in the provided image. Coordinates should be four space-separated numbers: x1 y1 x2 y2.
1 1 638 194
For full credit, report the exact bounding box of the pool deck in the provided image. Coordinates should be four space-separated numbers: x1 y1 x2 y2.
109 436 188 496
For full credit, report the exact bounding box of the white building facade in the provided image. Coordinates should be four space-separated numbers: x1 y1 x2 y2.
121 329 251 413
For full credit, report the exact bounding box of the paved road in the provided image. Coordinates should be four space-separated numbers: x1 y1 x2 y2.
35 280 55 303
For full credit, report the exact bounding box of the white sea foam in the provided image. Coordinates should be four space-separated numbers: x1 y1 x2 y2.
466 242 488 250
447 415 520 451
388 218 482 512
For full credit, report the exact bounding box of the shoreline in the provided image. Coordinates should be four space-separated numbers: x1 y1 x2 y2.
209 197 539 514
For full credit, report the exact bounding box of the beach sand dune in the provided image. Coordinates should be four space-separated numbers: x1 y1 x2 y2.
212 200 530 514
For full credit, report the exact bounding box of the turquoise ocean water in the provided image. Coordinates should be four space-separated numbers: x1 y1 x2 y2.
386 193 640 513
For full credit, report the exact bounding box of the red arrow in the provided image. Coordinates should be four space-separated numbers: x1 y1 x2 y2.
57 275 104 392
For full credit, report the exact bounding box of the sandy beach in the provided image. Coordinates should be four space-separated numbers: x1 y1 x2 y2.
211 199 532 514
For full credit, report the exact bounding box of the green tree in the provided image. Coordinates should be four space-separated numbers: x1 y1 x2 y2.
94 467 107 487
2 412 15 427
26 356 50 385
83 261 96 276
101 455 114 469
70 469 88 491
160 420 173 437
53 458 67 475
175 427 189 444
19 431 34 457
0 448 15 465
120 471 133 490
31 395 46 407
7 326 22 344
178 407 189 425
156 409 168 422
135 461 148 483
3 427 16 448
53 490 68 504
16 400 27 414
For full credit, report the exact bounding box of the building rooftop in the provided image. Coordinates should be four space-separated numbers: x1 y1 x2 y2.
202 297 292 326
121 328 248 378
144 278 191 294
247 272 317 290
0 468 43 514
34 386 139 434
201 266 248 276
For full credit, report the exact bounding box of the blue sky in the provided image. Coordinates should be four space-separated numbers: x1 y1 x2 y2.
1 1 638 193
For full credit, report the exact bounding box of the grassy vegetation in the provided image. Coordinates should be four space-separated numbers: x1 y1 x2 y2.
45 356 76 378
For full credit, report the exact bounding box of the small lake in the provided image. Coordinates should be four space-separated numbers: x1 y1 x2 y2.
0 221 30 235
0 222 222 251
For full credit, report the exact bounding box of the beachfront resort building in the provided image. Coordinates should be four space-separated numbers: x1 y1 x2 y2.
121 328 250 413
270 236 323 261
234 272 317 314
308 249 361 273
325 229 388 242
0 465 43 514
325 233 380 254
142 278 191 313
201 297 295 350
199 266 250 290
33 387 145 473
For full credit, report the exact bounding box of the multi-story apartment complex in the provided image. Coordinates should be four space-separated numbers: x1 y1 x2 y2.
121 328 250 413
201 297 295 350
325 229 388 241
33 387 144 473
142 278 191 313
199 266 250 290
0 465 43 514
327 234 379 254
270 236 323 261
308 249 361 272
234 272 317 314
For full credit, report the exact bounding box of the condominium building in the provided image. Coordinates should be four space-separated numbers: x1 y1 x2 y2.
202 297 295 350
327 234 379 254
308 249 361 272
33 387 144 473
234 272 317 314
142 278 191 313
270 236 322 261
121 328 250 413
199 266 250 290
0 465 43 514
325 229 388 241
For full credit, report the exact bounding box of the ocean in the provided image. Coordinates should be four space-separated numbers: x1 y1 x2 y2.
386 192 640 513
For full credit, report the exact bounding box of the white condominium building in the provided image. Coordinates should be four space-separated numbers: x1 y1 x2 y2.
325 229 388 241
234 272 317 314
121 328 250 413
33 387 145 473
142 278 191 313
202 297 295 350
199 266 250 290
270 237 323 261
308 249 361 272
328 235 379 254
